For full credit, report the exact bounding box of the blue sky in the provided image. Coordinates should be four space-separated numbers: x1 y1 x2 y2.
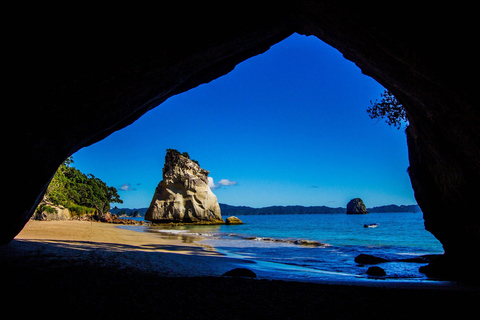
72 33 415 209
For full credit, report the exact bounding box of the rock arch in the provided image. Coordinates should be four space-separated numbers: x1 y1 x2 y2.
7 3 479 278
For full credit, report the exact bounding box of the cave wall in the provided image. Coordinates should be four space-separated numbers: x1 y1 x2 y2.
7 2 479 275
295 3 480 275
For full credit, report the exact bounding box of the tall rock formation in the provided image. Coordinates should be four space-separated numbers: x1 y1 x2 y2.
145 150 223 224
346 198 369 214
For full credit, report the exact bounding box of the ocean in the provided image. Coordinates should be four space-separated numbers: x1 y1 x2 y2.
128 212 445 284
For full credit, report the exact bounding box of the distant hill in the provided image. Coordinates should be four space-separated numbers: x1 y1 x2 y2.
110 207 149 217
112 204 421 217
368 204 421 213
219 204 345 215
219 203 421 215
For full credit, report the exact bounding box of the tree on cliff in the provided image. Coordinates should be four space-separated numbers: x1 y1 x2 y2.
367 90 408 129
166 148 200 166
43 157 123 216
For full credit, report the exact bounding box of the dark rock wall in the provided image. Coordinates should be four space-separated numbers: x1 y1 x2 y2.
295 3 480 266
7 2 480 275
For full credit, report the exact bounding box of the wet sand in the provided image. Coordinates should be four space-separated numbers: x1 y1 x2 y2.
1 221 477 319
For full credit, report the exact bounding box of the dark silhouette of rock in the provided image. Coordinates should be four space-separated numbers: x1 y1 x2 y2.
355 254 389 264
346 198 368 214
366 266 386 277
222 268 257 278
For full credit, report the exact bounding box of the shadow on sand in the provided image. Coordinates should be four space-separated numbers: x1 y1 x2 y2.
1 238 478 319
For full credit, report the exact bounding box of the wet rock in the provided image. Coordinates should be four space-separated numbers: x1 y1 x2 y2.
355 254 389 264
294 239 323 247
366 266 386 277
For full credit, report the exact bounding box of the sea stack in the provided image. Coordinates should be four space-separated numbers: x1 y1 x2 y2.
145 149 223 224
346 198 369 214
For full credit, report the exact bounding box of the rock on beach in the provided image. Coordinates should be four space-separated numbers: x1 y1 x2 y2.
225 216 243 225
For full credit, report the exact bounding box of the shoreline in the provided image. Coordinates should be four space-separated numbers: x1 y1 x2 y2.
6 220 473 289
144 224 468 290
1 220 478 319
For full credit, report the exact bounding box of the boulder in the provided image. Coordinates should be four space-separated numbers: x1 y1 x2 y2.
145 150 223 224
222 268 257 278
225 216 243 225
31 202 71 221
346 198 368 214
355 254 389 264
366 266 387 277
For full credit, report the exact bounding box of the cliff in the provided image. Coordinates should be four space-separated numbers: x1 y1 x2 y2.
145 150 223 224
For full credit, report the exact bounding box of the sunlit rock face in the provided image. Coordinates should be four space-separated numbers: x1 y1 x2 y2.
145 150 223 224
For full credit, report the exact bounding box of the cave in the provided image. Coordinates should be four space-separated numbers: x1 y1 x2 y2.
8 3 479 279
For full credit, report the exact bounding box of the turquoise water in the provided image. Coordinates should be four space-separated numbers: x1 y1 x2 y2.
139 212 444 283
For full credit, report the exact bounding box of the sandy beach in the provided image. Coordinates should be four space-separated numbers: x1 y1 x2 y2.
4 220 250 277
1 221 478 319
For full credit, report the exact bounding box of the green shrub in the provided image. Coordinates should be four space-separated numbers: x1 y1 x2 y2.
167 149 200 166
36 204 57 214
64 203 96 216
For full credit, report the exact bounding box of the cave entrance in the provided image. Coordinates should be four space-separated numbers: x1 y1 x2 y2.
72 34 444 278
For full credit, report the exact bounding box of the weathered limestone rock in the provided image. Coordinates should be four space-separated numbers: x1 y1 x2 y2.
145 150 223 224
346 198 368 214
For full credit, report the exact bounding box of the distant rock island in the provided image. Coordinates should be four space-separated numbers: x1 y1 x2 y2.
346 198 369 214
145 149 223 224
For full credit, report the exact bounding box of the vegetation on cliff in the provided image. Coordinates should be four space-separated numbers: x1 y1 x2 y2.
166 149 200 166
367 90 408 129
38 157 122 217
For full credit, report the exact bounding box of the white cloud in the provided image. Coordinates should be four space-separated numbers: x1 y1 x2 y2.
208 177 216 189
208 177 237 190
119 183 137 191
217 179 238 186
